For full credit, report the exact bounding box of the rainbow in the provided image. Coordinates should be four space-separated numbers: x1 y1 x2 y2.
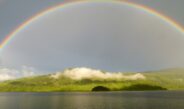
1 0 184 51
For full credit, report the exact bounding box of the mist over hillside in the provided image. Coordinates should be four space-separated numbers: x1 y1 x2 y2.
0 66 36 81
0 67 146 81
50 67 145 81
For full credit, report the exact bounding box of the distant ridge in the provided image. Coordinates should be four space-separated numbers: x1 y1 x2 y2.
0 67 184 92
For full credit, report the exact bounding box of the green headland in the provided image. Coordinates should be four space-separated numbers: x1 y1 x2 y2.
0 68 184 92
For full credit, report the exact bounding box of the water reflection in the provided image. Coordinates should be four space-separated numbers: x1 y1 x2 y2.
0 91 184 109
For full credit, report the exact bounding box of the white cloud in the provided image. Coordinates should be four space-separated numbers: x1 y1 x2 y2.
0 66 36 81
51 67 146 80
0 67 146 81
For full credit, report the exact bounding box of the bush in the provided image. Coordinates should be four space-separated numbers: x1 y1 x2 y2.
121 84 167 91
91 86 110 91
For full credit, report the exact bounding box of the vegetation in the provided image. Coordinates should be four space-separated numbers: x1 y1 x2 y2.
92 86 110 91
0 68 184 92
121 84 167 91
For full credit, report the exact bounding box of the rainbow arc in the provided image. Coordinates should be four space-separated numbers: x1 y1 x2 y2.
0 0 183 51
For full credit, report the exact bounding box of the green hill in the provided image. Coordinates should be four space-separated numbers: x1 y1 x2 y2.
0 68 184 92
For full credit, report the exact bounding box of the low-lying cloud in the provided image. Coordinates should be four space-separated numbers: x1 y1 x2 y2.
0 67 146 81
0 66 36 81
51 67 146 80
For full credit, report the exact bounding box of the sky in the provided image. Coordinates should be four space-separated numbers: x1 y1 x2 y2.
1 0 184 42
0 0 184 74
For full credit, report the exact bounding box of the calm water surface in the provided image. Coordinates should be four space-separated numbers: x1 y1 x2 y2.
0 91 184 109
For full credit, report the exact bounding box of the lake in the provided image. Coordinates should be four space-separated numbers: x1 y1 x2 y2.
0 91 183 109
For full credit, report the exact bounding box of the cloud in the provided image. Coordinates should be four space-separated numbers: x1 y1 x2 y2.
0 66 36 81
51 67 146 80
0 67 145 81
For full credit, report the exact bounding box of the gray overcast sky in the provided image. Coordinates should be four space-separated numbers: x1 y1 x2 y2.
0 0 184 72
0 0 184 42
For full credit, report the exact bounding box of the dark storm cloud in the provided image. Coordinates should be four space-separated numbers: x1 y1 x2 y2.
1 2 184 72
0 0 184 73
0 0 184 42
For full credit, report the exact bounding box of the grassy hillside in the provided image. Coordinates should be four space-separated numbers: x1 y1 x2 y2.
0 68 184 92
